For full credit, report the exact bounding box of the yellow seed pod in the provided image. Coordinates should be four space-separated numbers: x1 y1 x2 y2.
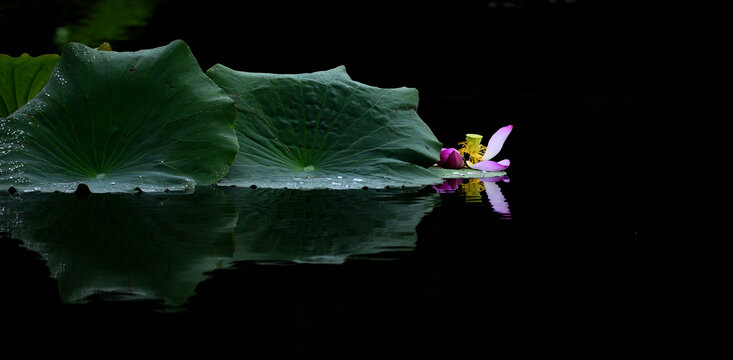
457 133 486 164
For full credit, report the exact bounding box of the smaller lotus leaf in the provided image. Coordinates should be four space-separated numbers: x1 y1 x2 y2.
428 166 506 179
0 53 60 117
0 40 238 193
206 65 442 189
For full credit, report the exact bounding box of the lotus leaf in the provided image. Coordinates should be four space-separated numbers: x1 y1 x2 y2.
0 40 238 193
206 65 442 189
0 53 60 117
428 166 506 179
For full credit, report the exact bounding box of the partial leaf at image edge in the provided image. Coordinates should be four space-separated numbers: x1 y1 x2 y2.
0 40 238 193
0 53 60 117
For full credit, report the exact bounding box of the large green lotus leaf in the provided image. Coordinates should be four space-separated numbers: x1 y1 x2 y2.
0 53 60 117
206 65 442 189
224 187 440 264
0 40 238 193
0 187 238 307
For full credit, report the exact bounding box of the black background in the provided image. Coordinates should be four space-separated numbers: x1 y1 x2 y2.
1 1 727 358
0 0 712 156
2 0 718 181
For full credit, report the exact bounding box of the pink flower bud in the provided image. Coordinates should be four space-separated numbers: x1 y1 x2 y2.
437 148 463 169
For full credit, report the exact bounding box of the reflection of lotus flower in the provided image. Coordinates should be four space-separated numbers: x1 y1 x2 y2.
461 178 484 203
432 178 462 193
467 125 513 172
437 148 463 169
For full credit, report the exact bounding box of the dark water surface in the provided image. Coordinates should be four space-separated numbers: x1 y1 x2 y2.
2 95 722 358
1 1 726 358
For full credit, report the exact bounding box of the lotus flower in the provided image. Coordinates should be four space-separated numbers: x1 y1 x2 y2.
458 133 486 164
466 125 513 172
437 148 463 169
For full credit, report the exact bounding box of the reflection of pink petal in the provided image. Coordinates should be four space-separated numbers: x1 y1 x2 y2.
468 159 510 172
431 178 462 193
481 125 513 161
482 181 511 217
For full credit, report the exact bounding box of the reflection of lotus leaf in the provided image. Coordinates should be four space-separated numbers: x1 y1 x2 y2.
224 188 440 264
207 65 442 189
0 187 238 306
0 186 439 306
0 40 238 193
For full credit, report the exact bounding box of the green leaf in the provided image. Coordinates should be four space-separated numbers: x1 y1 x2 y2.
0 40 238 193
427 166 506 179
0 187 238 306
206 65 443 189
0 53 60 117
224 187 440 264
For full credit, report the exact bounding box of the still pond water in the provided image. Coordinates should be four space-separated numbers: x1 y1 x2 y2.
0 2 725 357
1 177 513 355
1 93 724 358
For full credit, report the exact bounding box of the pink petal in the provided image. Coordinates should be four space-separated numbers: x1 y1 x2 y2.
481 125 513 161
468 159 510 172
